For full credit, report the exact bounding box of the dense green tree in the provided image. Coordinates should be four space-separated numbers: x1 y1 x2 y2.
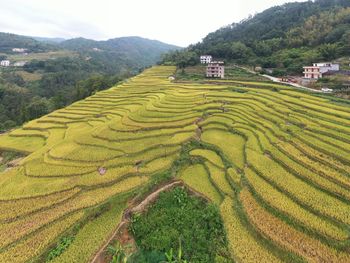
318 43 340 60
1 72 25 87
230 42 253 59
0 85 29 127
25 97 50 120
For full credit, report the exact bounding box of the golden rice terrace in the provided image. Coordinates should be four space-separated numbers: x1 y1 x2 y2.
0 66 349 262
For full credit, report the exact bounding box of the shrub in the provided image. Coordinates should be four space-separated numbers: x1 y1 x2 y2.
130 187 230 263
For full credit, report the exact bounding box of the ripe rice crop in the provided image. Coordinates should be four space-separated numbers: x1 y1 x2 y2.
247 150 350 225
220 197 280 262
0 187 80 222
180 164 222 204
205 161 232 195
50 200 126 263
0 176 147 248
202 129 246 169
245 168 347 240
190 149 225 168
227 167 241 186
240 189 350 262
0 65 349 262
0 211 84 263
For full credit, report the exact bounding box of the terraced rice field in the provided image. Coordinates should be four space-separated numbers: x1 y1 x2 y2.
0 66 349 262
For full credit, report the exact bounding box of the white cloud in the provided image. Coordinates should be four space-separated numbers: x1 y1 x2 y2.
0 0 307 46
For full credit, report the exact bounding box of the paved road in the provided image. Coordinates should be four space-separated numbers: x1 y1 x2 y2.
234 65 327 93
261 74 325 93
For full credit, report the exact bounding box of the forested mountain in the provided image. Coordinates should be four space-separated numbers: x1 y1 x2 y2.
0 33 180 132
163 0 350 74
60 36 179 54
0 33 57 53
59 36 180 73
0 33 180 70
200 0 349 47
33 36 66 43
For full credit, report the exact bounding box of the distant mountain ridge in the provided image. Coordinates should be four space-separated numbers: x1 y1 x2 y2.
59 36 180 51
59 36 180 69
33 36 66 43
0 33 180 69
0 32 56 53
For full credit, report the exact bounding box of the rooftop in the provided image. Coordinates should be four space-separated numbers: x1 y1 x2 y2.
209 61 224 64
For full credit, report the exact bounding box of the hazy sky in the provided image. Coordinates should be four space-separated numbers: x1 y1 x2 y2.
0 0 307 46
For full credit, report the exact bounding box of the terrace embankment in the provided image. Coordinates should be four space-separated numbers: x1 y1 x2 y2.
0 66 349 263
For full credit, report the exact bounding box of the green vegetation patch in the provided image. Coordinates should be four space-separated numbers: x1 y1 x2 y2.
0 150 25 172
130 187 231 263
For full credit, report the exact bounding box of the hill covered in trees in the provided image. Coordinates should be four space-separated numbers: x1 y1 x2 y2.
59 36 180 73
0 33 57 53
0 33 180 131
163 0 350 75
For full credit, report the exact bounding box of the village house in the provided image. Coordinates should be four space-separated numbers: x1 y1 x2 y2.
13 61 27 67
206 61 225 78
12 48 27 53
200 55 212 64
0 60 10 67
321 88 333 93
303 62 340 79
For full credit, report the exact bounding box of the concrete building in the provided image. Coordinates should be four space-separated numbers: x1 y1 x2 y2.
0 60 10 67
206 61 225 78
12 48 27 53
303 63 340 79
13 61 27 67
303 66 322 79
200 55 212 64
321 88 333 93
313 63 340 73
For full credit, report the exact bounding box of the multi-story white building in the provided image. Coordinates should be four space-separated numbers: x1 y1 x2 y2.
206 61 225 78
303 63 340 79
303 66 322 79
200 55 212 64
0 60 10 67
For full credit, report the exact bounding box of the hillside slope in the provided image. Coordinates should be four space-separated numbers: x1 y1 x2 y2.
164 0 350 74
60 36 180 71
0 66 349 262
0 33 56 53
0 33 180 131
